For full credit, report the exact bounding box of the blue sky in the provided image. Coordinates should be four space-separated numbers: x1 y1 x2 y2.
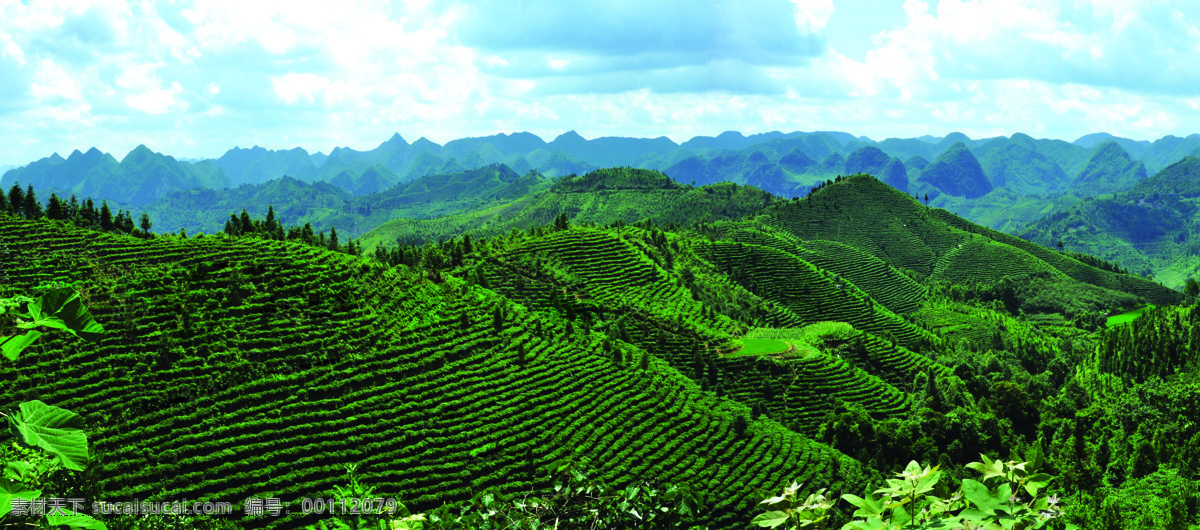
1 0 1199 165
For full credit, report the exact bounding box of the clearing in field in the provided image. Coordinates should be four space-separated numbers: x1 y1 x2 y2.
724 321 856 358
725 338 793 357
1107 304 1155 327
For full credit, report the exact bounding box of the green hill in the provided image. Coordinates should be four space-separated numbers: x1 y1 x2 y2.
138 164 553 238
1067 141 1147 197
844 146 891 176
1016 156 1200 289
754 174 1181 309
977 140 1070 195
916 142 993 199
0 215 872 529
359 168 781 249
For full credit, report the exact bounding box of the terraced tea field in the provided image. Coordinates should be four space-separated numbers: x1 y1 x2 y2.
0 216 872 529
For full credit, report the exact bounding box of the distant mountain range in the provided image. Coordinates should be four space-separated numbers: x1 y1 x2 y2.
1018 155 1200 289
5 129 1200 287
6 130 1199 209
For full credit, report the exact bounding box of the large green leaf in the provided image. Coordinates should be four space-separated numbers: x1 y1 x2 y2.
1023 473 1054 497
46 514 108 530
20 288 105 342
961 479 1005 512
750 510 791 528
0 330 42 361
8 400 89 471
3 461 33 482
0 479 41 518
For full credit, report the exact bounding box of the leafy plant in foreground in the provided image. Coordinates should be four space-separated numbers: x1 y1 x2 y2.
754 442 1075 530
418 458 707 529
0 287 107 529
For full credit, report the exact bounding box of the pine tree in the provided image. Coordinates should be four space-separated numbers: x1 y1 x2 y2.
114 210 130 233
139 212 153 234
239 209 253 235
67 195 79 220
45 193 65 220
302 223 315 245
638 350 649 370
0 189 8 214
264 205 277 234
82 198 97 226
99 201 114 232
7 184 24 217
463 234 473 254
328 226 339 251
179 227 188 238
22 184 41 219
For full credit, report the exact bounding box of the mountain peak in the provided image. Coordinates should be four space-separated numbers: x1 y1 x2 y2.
411 137 439 149
918 141 991 199
1094 140 1132 160
553 130 587 144
123 144 157 162
1074 132 1115 147
381 133 408 148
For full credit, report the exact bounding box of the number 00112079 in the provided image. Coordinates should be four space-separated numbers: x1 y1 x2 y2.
298 497 398 515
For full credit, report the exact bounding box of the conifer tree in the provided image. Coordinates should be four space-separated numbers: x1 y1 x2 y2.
82 198 97 226
239 209 253 235
7 184 23 217
22 184 41 219
67 194 79 220
264 205 277 234
179 227 187 238
328 226 339 251
462 234 473 254
301 222 315 245
99 201 114 232
139 212 152 234
638 349 649 370
45 193 65 220
117 210 135 233
0 189 8 214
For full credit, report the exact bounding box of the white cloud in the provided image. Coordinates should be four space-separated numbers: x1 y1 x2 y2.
30 60 82 102
272 73 331 105
791 0 834 32
126 81 186 114
1 0 1199 165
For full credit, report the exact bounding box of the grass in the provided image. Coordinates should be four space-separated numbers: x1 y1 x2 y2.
1107 304 1155 327
726 338 792 357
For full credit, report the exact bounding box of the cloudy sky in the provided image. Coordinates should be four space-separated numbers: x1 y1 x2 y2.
1 0 1199 165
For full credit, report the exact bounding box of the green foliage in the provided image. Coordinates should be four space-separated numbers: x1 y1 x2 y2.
756 446 1075 530
420 458 708 529
752 483 834 529
0 288 106 529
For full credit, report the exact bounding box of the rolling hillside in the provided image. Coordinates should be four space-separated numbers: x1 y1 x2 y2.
0 215 873 529
358 167 782 249
1017 156 1200 289
754 174 1181 308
